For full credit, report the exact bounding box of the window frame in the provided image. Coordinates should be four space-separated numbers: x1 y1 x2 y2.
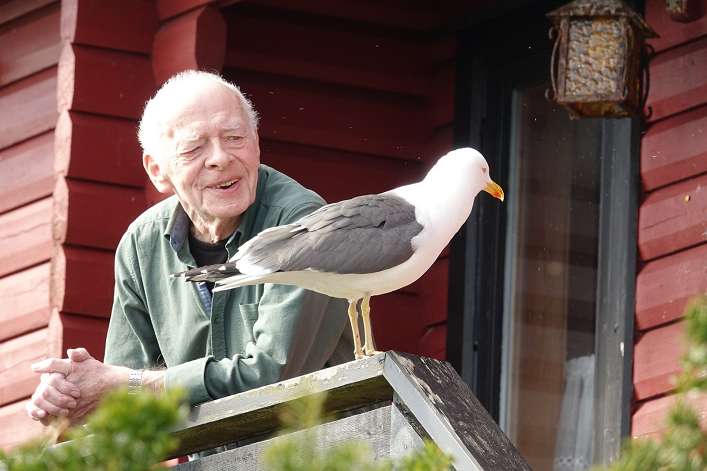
446 0 639 464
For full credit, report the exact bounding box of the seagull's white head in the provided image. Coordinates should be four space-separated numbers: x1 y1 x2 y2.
425 148 504 202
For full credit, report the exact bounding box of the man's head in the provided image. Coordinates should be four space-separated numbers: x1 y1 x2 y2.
139 71 261 241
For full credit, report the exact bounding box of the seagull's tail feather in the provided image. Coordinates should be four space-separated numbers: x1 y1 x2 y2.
233 223 305 275
170 262 241 282
212 273 273 292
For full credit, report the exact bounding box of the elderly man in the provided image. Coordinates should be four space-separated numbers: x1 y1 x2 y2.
25 71 353 428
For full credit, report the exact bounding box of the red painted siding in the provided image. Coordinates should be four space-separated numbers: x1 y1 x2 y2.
633 0 707 439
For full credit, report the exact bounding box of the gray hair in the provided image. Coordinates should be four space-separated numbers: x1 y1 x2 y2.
138 70 259 159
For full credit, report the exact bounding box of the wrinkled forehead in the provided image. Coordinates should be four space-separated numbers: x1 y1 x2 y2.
160 83 250 141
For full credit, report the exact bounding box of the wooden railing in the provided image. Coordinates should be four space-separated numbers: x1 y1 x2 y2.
167 351 530 470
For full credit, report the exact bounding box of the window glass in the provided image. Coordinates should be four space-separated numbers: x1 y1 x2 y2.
502 82 602 471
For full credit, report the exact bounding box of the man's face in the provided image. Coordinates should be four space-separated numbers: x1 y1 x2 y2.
151 83 260 235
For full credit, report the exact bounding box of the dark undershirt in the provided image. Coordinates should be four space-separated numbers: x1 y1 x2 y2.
188 233 229 296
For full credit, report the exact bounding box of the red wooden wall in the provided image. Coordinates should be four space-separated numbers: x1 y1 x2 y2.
0 0 61 450
632 0 707 439
0 0 457 452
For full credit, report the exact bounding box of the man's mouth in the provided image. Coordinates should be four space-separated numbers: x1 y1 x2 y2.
210 178 239 189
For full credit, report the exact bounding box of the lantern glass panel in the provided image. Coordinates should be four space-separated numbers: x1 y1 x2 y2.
566 18 624 98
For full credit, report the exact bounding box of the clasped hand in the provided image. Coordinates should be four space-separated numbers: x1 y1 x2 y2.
25 348 128 426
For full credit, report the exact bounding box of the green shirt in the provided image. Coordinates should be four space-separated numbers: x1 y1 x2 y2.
104 165 353 405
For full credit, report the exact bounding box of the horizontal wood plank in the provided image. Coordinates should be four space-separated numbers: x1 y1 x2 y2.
0 131 54 215
0 399 46 451
647 36 707 121
0 66 58 150
370 292 422 356
641 104 707 191
226 68 430 160
645 0 707 53
0 263 51 343
222 11 430 97
633 321 684 401
59 313 109 362
418 324 446 360
152 6 226 86
57 44 155 119
0 2 60 88
0 197 53 278
418 257 449 327
632 393 707 439
0 0 56 25
0 328 51 406
54 111 144 187
258 139 424 204
635 243 707 330
61 0 159 54
638 173 707 261
51 246 114 319
53 176 147 251
156 0 215 21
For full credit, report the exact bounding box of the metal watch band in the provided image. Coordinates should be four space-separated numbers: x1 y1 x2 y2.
128 369 145 394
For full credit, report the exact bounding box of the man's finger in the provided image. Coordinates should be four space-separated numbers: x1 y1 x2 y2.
31 358 72 376
67 348 92 362
45 372 81 398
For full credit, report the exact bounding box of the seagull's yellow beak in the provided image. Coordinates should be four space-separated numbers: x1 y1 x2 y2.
484 180 504 202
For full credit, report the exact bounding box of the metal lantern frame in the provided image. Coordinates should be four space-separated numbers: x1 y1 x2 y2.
546 0 658 119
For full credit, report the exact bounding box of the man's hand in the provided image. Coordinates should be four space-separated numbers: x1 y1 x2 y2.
26 348 130 425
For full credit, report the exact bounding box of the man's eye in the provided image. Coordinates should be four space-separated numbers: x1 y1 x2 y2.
225 135 244 143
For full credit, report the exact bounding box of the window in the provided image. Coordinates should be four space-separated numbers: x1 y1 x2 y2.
448 1 638 468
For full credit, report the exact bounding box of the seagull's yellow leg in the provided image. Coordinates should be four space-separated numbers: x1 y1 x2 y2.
361 294 384 357
348 300 365 359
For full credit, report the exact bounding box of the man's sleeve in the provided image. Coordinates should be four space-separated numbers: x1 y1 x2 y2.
163 201 351 402
104 233 162 370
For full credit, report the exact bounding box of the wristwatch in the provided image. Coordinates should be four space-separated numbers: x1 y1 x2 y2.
128 369 145 394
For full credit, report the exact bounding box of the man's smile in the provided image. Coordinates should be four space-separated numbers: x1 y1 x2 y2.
210 178 240 190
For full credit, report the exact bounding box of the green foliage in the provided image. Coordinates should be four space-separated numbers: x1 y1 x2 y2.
0 387 186 471
594 297 707 471
261 392 453 471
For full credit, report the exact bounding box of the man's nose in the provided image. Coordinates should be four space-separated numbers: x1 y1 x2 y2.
204 140 233 169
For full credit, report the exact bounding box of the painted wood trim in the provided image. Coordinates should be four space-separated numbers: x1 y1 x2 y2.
156 0 216 21
0 0 56 26
0 131 54 216
152 6 226 86
52 176 147 251
60 0 158 54
645 0 707 53
165 354 391 458
640 104 707 192
0 328 50 406
633 321 684 401
57 43 155 119
51 246 114 319
635 242 707 331
54 111 144 188
0 197 53 279
0 399 46 450
638 173 707 262
59 313 109 362
0 2 60 88
0 263 51 344
647 36 707 121
0 66 58 151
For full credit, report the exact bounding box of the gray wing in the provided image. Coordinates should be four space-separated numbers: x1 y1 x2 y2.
237 193 424 275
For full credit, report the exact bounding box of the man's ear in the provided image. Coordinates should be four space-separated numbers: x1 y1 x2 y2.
143 153 173 194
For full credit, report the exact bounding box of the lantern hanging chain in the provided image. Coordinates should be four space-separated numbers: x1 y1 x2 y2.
641 43 655 120
545 25 560 102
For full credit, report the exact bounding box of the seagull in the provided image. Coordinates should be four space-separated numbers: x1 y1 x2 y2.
172 148 504 359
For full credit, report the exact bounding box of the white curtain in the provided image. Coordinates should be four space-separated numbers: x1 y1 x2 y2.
553 354 595 471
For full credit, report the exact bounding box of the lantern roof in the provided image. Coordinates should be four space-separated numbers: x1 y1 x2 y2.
547 0 658 38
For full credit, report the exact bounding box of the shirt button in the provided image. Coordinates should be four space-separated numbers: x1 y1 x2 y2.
213 315 220 324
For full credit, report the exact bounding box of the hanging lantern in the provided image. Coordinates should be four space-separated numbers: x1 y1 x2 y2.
546 0 658 119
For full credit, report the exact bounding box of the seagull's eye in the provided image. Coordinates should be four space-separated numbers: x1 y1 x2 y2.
482 167 487 174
